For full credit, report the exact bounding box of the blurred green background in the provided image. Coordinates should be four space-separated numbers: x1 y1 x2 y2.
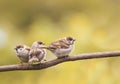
0 0 120 84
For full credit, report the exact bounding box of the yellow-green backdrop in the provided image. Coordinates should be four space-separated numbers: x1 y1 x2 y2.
0 0 120 84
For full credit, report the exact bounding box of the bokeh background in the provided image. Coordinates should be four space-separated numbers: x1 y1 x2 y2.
0 0 120 84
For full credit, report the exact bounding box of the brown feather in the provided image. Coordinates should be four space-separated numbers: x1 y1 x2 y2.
49 39 69 49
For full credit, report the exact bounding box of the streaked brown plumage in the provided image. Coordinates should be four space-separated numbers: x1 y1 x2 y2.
14 45 30 63
29 41 46 64
45 37 75 58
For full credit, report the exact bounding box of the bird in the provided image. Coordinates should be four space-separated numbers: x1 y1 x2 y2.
45 37 75 58
14 45 31 63
29 41 46 64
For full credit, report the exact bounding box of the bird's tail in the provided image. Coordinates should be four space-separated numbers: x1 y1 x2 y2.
40 46 49 49
40 46 56 50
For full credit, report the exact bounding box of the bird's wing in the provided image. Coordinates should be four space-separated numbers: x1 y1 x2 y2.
35 49 41 57
36 49 45 61
29 48 35 59
50 40 69 49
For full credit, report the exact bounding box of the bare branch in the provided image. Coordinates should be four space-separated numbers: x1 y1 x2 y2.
0 51 120 72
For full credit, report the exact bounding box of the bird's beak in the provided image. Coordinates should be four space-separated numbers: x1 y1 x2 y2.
43 42 45 45
14 47 17 50
73 39 76 41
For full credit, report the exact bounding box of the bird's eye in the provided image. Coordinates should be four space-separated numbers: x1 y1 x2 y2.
19 48 23 50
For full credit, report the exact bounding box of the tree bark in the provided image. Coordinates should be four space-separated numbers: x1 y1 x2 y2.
0 51 120 72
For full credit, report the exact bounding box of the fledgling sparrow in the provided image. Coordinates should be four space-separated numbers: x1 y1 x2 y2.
29 41 46 64
45 37 75 58
14 45 31 63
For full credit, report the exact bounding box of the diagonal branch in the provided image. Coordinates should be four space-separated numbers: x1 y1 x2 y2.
0 51 120 72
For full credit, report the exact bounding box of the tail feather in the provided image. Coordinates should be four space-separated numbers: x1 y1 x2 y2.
40 46 56 50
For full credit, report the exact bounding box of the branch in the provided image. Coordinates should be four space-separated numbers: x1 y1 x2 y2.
0 51 120 72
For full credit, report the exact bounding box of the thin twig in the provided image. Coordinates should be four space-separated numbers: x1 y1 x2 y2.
0 51 120 72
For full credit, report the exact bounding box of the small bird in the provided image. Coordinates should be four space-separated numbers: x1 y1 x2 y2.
45 37 75 58
14 45 31 63
29 41 46 64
